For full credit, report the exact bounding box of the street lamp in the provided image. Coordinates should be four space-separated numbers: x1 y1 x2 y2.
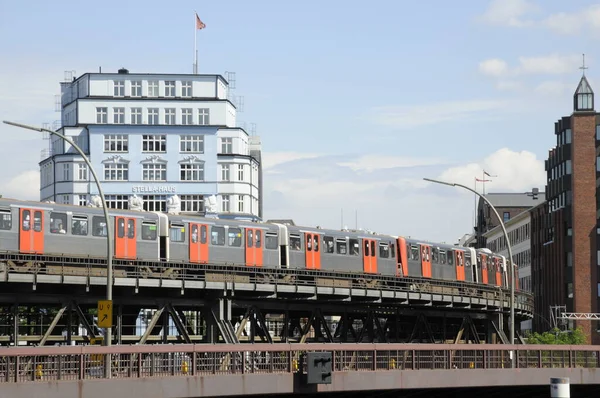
3 120 114 376
423 178 515 348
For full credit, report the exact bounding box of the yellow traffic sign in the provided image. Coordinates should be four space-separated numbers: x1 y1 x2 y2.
97 300 113 328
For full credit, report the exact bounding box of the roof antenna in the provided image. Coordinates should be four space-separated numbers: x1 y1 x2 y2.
580 53 588 76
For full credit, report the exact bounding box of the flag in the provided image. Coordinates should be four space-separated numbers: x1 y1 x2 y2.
196 13 206 30
476 178 491 182
483 170 492 177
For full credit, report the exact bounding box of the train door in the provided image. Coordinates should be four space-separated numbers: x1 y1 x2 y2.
455 250 465 281
480 254 489 284
115 217 137 259
305 233 321 270
420 244 432 278
397 237 408 277
494 257 502 286
362 239 377 273
19 208 44 254
245 228 264 267
189 223 209 263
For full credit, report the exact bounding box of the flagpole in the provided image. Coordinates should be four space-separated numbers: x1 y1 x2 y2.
474 177 477 230
193 11 198 74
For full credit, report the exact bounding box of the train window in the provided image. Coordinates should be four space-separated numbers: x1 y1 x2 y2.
370 241 375 257
170 224 185 242
379 243 390 258
389 243 396 258
364 241 369 256
432 248 439 263
211 226 225 246
0 210 11 230
410 245 419 261
191 225 198 243
127 220 135 239
228 227 242 247
142 222 157 240
323 236 334 253
50 212 67 234
33 211 42 232
306 234 312 251
22 210 31 231
247 230 254 247
336 239 348 255
349 239 359 255
92 216 107 237
447 251 454 266
465 254 471 267
255 230 262 248
117 218 125 238
313 236 319 252
265 233 278 250
290 235 301 250
439 250 446 265
71 216 88 236
200 225 207 244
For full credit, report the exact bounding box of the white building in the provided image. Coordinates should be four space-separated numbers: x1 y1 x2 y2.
483 210 532 332
39 68 262 220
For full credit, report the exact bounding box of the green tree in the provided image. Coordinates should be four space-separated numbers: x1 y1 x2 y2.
525 327 587 345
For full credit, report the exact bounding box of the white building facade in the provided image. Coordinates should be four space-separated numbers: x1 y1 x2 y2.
39 68 262 220
483 210 532 332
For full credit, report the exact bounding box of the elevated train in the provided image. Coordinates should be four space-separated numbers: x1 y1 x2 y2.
0 198 518 289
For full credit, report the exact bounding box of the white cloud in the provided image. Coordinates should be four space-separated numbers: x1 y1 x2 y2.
479 58 510 77
366 99 511 129
479 0 538 27
435 148 545 193
336 154 444 172
543 5 600 36
1 170 39 200
479 54 582 78
535 81 573 96
262 152 321 170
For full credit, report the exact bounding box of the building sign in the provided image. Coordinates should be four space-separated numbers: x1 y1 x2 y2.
132 185 176 194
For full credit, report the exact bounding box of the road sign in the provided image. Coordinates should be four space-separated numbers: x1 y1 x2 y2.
97 300 113 328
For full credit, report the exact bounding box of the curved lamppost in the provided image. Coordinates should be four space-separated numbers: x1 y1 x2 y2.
3 120 114 377
423 178 515 356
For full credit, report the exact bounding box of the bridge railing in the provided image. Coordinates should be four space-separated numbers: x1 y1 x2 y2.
0 344 597 383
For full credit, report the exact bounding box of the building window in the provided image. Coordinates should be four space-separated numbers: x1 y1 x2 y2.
62 195 70 205
131 81 142 97
104 163 129 181
62 164 70 181
104 134 128 152
182 108 193 125
148 81 159 97
148 108 159 125
142 163 167 181
165 108 176 125
96 107 108 123
180 135 204 153
182 81 192 97
180 195 204 212
221 195 230 212
165 81 175 97
221 164 230 181
105 195 129 210
180 163 204 181
142 135 166 152
131 107 142 124
78 163 88 181
237 164 244 181
503 212 510 222
221 137 232 154
78 195 87 207
143 195 166 212
198 108 210 125
238 195 244 213
113 107 125 124
113 80 124 97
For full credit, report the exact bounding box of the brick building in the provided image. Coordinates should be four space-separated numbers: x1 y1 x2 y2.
530 72 600 344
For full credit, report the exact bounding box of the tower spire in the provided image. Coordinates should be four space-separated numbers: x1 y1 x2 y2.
580 53 588 76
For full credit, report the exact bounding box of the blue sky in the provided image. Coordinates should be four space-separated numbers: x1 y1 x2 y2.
1 0 599 243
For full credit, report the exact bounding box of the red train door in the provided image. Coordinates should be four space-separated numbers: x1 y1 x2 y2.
362 239 377 273
115 217 137 259
189 223 209 263
495 257 502 286
455 250 465 281
305 233 321 270
245 228 264 267
480 254 489 284
420 244 432 278
19 208 44 254
397 237 408 277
